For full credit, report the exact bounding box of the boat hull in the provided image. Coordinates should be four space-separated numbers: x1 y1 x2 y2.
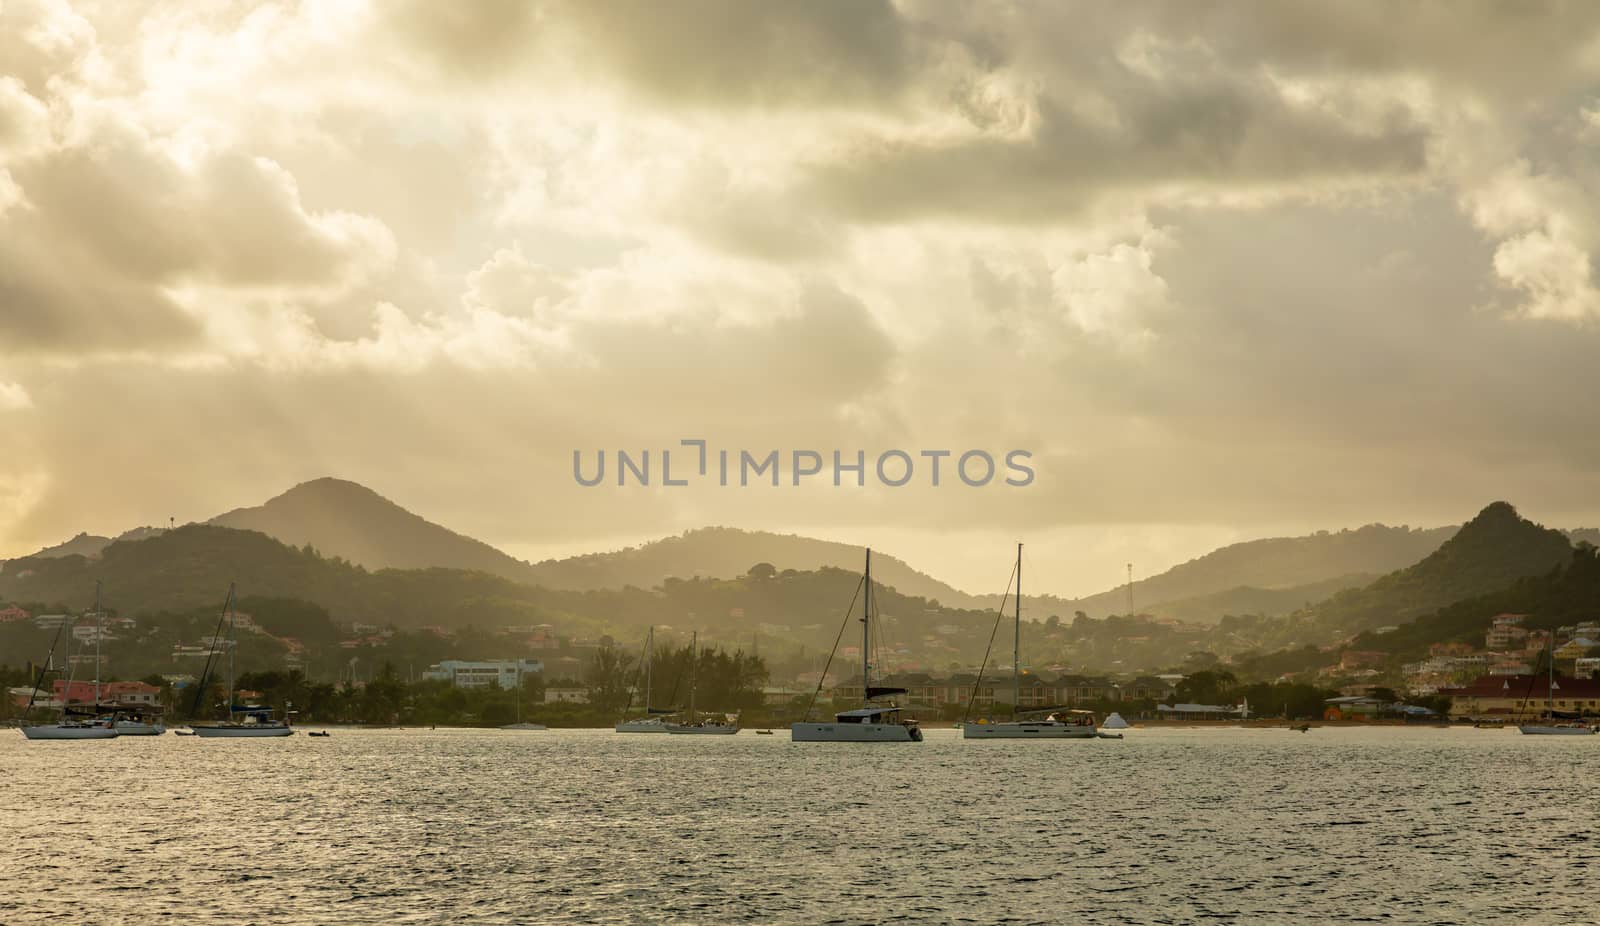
20 724 119 740
114 721 166 736
790 721 922 742
614 719 670 733
1518 725 1596 735
664 723 740 734
963 721 1098 739
190 724 294 738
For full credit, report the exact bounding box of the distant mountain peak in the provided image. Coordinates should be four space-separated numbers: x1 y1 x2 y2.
207 477 532 576
1466 500 1520 524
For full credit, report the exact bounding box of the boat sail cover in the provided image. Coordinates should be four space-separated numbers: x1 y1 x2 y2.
866 686 907 699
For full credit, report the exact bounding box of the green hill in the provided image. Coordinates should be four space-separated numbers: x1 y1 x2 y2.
1138 573 1380 624
209 477 535 578
524 525 991 608
1066 523 1455 621
205 478 990 608
0 524 1007 667
1245 502 1572 649
1343 543 1600 661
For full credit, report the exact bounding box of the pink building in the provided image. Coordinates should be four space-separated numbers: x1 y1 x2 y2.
51 679 162 705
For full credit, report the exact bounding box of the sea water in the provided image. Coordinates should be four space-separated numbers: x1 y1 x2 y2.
2 726 1594 924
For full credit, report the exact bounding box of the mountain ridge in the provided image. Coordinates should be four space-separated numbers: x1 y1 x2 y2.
11 477 1591 627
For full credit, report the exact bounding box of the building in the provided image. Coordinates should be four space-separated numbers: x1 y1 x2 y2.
71 624 118 644
1440 674 1600 718
422 659 543 689
1323 695 1390 720
544 683 589 704
1123 676 1178 702
50 680 161 705
1340 651 1387 670
1554 638 1599 660
0 605 31 622
1156 703 1249 720
1486 614 1529 650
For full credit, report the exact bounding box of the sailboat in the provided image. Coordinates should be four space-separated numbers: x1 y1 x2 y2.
112 708 167 736
500 670 547 730
1519 636 1596 736
791 549 923 742
964 544 1098 739
616 626 673 733
664 631 740 734
189 584 294 738
20 582 118 740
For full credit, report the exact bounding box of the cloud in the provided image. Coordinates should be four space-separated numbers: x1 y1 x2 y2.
7 0 1600 592
0 381 32 410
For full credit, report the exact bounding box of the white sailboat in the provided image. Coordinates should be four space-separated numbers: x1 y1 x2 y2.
498 661 546 729
1519 637 1596 736
189 584 294 738
20 582 118 740
616 626 672 732
665 631 740 734
791 549 923 743
964 544 1098 740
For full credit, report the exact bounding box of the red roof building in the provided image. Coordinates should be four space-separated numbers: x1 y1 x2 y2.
1439 674 1600 717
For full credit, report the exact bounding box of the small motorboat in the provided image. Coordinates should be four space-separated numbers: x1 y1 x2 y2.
308 731 331 737
174 730 196 736
755 729 774 735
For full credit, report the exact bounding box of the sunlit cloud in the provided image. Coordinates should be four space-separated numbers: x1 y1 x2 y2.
4 0 1600 594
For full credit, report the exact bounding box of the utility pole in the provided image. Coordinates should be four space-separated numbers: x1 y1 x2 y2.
1126 563 1134 616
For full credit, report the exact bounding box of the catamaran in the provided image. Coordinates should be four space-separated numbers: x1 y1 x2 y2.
19 583 118 740
188 584 294 738
616 626 674 732
1519 636 1596 735
791 549 922 743
963 544 1098 739
665 631 740 734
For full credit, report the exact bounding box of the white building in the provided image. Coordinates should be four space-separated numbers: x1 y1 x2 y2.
543 685 589 704
422 659 544 689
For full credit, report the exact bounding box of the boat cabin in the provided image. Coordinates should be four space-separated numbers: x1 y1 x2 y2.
833 706 915 725
1041 709 1097 727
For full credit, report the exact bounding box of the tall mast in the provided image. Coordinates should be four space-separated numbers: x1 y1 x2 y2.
1014 543 1022 719
688 630 698 722
643 626 653 714
93 580 102 710
862 548 872 702
226 583 236 718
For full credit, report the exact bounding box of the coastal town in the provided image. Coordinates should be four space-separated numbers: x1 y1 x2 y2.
7 599 1599 728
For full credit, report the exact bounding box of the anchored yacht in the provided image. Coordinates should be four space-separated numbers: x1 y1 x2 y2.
962 544 1100 740
791 549 922 743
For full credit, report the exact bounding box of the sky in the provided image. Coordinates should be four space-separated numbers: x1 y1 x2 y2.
3 0 1600 598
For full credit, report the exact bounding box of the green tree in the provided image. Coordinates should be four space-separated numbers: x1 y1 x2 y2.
585 643 635 713
1175 669 1237 704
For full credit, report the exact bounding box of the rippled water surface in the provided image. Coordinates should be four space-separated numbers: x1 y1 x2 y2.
3 726 1597 924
